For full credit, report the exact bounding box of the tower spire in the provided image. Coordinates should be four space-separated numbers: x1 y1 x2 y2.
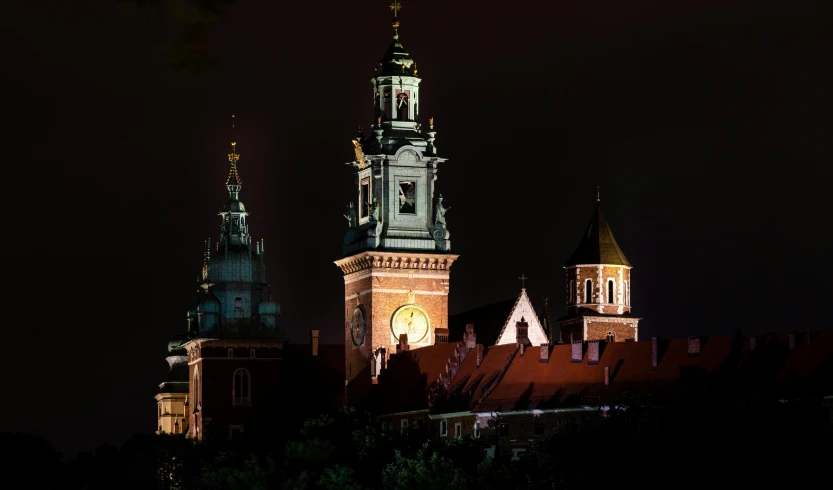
390 0 402 40
226 114 242 199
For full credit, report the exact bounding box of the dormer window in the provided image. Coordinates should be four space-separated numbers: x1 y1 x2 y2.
234 297 243 310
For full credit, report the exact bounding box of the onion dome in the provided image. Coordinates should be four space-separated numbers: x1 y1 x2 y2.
258 293 280 316
197 290 221 313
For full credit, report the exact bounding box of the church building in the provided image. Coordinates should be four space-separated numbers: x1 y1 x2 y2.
334 1 457 404
155 117 284 440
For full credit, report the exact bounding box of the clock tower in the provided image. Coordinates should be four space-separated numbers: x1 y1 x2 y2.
334 1 458 403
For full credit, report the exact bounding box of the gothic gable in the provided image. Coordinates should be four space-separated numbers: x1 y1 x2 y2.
495 290 549 346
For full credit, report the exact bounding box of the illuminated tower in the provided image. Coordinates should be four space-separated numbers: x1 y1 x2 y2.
157 115 284 441
334 1 458 402
556 191 641 343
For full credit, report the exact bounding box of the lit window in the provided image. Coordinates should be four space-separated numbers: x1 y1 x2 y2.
439 420 448 437
473 421 481 439
454 422 462 438
233 368 251 406
585 280 592 303
608 280 614 304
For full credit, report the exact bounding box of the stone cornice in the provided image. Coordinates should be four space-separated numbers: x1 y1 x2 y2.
183 338 285 353
334 251 459 275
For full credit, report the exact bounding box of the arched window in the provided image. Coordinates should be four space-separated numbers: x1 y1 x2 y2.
608 280 615 304
233 368 251 406
606 331 615 343
585 280 592 304
569 280 575 303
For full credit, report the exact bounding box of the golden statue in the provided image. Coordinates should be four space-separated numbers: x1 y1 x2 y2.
352 139 367 169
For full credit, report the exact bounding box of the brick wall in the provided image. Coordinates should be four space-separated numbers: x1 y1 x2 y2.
339 251 455 404
586 321 636 342
565 266 632 315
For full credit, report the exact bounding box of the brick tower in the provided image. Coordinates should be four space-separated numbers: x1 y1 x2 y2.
556 192 641 343
334 2 458 404
162 116 284 441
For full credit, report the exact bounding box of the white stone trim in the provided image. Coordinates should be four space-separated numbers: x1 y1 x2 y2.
566 264 633 270
494 289 549 346
346 288 448 301
343 270 450 284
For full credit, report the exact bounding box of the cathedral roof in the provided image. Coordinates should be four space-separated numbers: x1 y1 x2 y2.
565 201 631 267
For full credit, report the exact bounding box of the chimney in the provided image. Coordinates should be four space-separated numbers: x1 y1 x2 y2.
476 344 484 368
539 344 549 363
788 333 795 350
519 343 525 357
651 337 658 370
310 329 320 356
399 334 409 352
571 340 583 363
749 334 757 352
464 324 477 349
435 328 449 344
687 336 701 356
516 321 529 347
588 340 600 365
604 366 610 387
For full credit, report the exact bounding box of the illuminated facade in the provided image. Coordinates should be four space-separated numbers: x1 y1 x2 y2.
334 2 458 403
155 116 284 441
556 194 641 343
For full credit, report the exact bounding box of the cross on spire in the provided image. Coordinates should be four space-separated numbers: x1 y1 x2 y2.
518 273 528 289
390 0 401 18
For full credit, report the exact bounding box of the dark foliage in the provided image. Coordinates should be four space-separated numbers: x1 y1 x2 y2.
6 369 832 489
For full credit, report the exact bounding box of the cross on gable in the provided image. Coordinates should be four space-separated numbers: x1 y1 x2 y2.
518 273 528 289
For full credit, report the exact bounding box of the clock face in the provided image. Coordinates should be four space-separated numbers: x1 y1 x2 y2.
391 305 430 344
350 307 365 346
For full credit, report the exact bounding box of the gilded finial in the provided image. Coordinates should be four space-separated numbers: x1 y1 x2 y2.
377 115 382 125
413 62 417 75
597 186 600 202
390 0 402 39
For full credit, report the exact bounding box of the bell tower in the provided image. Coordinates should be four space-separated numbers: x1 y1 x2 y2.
334 1 458 403
556 191 641 343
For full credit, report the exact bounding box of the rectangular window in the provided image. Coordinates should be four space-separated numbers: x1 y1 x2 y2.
454 422 462 438
534 418 544 435
413 417 423 430
234 297 243 310
359 178 370 219
249 348 256 358
585 280 593 304
228 348 234 358
474 421 481 439
398 181 416 214
439 420 448 437
400 419 408 433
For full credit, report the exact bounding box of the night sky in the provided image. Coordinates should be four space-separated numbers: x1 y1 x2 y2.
3 0 831 459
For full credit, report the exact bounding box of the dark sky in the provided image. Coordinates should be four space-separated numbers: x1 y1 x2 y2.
2 0 831 458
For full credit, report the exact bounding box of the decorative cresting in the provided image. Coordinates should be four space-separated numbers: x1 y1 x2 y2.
335 251 457 275
341 0 451 256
